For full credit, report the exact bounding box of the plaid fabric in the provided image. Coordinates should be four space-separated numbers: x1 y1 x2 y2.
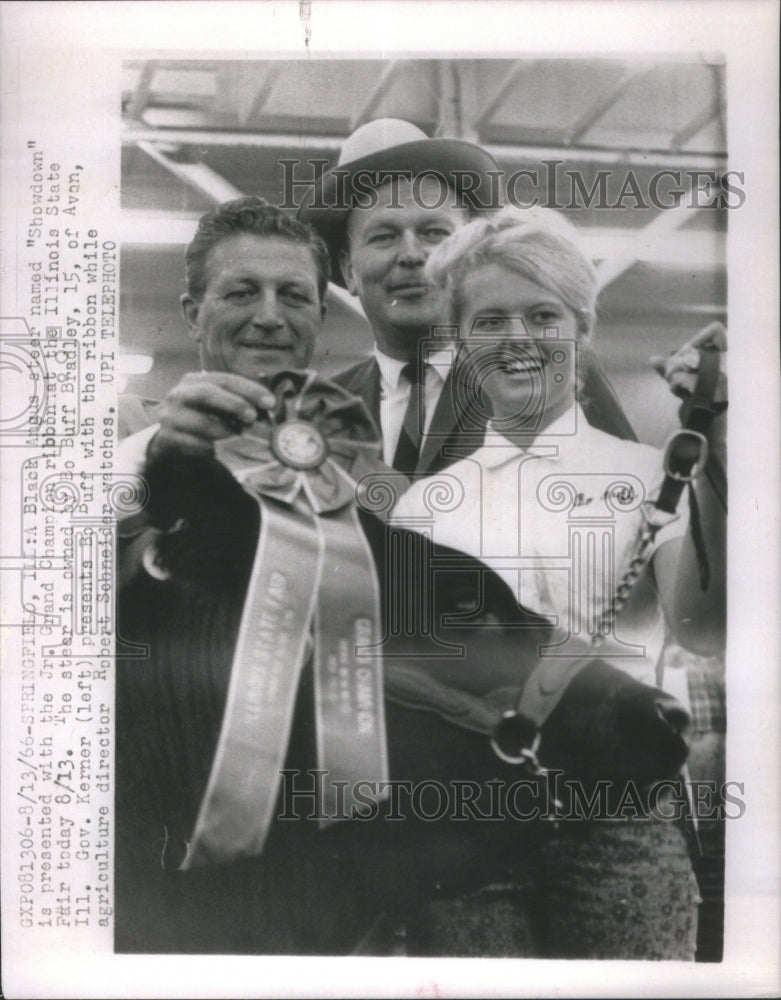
687 668 727 734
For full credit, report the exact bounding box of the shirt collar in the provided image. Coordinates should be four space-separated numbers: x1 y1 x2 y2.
374 345 453 389
482 404 586 466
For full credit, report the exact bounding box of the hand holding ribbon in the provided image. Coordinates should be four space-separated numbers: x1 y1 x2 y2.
182 371 389 868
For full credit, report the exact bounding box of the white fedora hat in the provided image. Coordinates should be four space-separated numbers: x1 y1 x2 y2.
297 118 502 286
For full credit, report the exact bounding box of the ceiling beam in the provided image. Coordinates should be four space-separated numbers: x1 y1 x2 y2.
123 126 342 151
242 64 282 127
669 65 724 154
473 62 532 135
136 141 244 203
669 104 720 155
594 183 715 290
563 66 652 146
122 126 727 169
589 227 724 273
349 61 404 131
484 140 726 169
126 60 159 121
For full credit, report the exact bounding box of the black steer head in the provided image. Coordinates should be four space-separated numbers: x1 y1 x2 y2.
132 452 689 798
116 451 692 954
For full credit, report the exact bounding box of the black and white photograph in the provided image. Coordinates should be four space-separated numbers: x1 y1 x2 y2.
1 3 779 998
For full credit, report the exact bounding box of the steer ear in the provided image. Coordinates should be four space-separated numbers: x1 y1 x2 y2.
141 534 171 581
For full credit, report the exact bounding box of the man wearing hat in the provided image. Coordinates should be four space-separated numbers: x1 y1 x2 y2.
298 118 636 478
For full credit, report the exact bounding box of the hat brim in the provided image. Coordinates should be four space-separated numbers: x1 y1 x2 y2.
297 138 501 288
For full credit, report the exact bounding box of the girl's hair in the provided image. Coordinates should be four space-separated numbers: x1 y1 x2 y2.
425 206 598 341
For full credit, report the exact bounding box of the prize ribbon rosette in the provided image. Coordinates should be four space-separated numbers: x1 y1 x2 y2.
181 370 389 868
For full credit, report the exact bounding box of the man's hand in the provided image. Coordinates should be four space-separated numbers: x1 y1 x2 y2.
147 371 276 461
650 321 728 404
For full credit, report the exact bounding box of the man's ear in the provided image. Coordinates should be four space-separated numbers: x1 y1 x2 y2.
180 293 201 342
340 250 358 296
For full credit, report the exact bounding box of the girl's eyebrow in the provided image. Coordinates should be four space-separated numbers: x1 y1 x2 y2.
475 300 563 312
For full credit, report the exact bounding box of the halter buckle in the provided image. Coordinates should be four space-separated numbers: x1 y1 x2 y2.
490 710 541 767
641 499 680 532
662 429 709 483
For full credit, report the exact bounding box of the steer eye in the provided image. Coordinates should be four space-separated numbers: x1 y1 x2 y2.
440 588 501 626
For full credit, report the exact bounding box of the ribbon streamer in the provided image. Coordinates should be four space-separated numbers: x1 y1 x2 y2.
182 371 389 868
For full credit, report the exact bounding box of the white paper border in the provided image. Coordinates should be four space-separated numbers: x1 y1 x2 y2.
1 2 779 998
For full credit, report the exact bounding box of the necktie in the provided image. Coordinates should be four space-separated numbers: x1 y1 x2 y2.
393 361 427 475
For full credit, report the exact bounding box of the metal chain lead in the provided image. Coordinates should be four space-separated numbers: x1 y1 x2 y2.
490 502 677 803
492 515 660 816
591 510 666 649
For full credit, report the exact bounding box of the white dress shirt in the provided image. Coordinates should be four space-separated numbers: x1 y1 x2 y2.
374 346 454 467
116 421 159 480
391 405 690 699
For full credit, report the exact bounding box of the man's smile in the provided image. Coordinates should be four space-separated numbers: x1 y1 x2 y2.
388 280 430 299
235 339 294 351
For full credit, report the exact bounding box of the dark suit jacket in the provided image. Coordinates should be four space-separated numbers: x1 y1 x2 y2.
332 346 636 477
332 354 484 476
